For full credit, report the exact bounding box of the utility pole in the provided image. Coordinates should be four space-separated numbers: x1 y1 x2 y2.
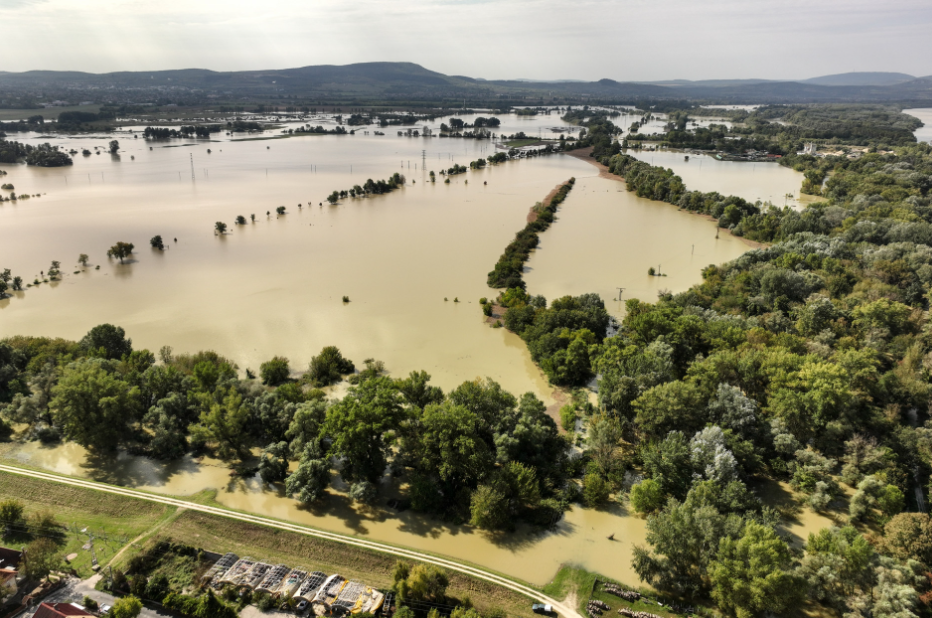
190 153 195 180
616 287 626 302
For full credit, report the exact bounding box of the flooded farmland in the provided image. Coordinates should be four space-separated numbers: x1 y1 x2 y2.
0 112 817 587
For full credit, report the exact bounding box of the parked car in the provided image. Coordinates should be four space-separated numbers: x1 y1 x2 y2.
532 604 553 615
100 605 112 615
296 600 309 613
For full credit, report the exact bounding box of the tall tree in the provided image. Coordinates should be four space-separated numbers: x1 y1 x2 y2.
50 358 138 452
107 242 134 264
709 522 804 618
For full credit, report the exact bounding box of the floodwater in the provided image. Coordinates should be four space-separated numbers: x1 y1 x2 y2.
629 149 807 208
0 113 817 587
0 126 577 400
523 174 750 316
7 439 837 588
8 440 650 587
904 108 932 144
0 117 769 398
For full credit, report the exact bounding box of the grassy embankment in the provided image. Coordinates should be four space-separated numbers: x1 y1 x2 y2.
0 470 541 617
0 471 174 577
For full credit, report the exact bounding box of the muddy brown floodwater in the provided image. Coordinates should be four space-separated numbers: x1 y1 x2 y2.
905 108 932 144
0 117 822 587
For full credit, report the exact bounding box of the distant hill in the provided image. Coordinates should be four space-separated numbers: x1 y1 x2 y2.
2 62 932 106
645 79 775 88
801 72 916 87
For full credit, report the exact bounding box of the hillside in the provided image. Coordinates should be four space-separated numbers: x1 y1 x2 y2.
801 71 916 86
3 62 932 107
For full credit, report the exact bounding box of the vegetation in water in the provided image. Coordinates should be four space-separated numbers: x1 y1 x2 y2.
487 179 575 289
0 139 73 166
327 173 407 204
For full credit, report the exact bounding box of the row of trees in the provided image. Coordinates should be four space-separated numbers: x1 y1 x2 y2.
142 125 220 139
487 178 575 289
326 173 406 203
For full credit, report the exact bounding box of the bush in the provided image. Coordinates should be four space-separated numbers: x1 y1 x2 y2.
629 479 665 514
145 573 169 601
259 356 290 386
583 473 610 508
129 573 147 597
306 346 355 387
559 404 577 431
255 591 276 611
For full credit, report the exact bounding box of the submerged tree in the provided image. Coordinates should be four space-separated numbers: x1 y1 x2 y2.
107 242 134 264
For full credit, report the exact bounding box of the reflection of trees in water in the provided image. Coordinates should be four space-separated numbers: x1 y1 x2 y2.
81 450 202 490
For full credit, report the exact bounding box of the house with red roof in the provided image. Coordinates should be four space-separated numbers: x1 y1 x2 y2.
33 602 94 618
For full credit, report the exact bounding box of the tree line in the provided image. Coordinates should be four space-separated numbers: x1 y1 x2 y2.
326 173 406 203
143 125 221 139
487 179 575 289
0 139 72 166
0 327 590 531
567 139 932 616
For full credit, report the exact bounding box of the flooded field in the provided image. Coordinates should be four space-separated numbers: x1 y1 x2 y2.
0 112 817 588
0 115 772 397
629 149 806 208
523 174 750 316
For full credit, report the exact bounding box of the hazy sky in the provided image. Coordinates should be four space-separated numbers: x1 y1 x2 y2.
2 0 930 81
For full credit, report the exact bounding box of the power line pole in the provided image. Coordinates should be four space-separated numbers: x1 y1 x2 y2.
190 153 195 181
616 287 626 302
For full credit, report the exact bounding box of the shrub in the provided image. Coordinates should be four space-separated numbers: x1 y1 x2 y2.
259 356 290 386
583 473 610 508
306 346 355 387
629 479 665 514
559 404 577 431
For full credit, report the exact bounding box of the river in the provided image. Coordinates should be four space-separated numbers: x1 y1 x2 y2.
905 108 932 144
0 112 824 587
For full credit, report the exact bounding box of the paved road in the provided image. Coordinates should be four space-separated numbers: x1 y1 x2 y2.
0 464 581 618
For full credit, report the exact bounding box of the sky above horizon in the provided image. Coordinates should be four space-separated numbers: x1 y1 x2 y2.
2 0 930 81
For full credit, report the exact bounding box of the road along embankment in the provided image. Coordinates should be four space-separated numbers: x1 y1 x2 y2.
0 463 582 618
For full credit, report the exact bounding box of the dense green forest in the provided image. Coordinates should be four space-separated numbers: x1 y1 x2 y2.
0 329 579 531
479 109 932 615
541 137 931 616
